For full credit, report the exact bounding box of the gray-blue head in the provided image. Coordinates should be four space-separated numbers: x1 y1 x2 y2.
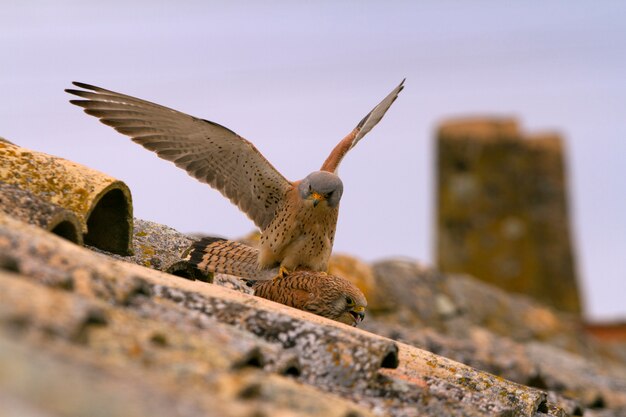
298 171 344 208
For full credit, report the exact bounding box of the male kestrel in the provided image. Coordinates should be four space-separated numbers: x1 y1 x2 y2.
66 80 404 276
188 237 367 326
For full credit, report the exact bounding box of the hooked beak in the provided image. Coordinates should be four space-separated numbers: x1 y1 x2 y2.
349 306 366 326
310 192 325 208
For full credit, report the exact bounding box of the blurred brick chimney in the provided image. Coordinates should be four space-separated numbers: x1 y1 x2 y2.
435 117 582 315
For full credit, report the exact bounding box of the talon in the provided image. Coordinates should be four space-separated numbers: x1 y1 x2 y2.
273 266 290 282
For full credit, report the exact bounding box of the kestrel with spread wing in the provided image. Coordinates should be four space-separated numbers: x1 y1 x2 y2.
66 80 404 276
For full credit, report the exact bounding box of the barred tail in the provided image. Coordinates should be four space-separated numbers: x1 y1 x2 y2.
188 237 276 281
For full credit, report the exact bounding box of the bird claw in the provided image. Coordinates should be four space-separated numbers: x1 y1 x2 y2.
273 266 290 282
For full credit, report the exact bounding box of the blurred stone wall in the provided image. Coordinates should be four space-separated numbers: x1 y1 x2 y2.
435 118 582 315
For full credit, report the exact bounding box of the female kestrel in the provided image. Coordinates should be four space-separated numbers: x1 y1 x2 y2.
66 79 404 276
253 270 367 327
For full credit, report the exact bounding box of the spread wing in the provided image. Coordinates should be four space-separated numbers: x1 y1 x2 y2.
66 82 292 230
320 79 405 173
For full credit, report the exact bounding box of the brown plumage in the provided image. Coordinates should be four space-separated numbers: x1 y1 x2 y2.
188 237 277 281
66 80 404 276
252 271 367 326
188 237 367 326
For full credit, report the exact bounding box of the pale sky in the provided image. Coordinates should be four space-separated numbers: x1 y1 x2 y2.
2 1 625 320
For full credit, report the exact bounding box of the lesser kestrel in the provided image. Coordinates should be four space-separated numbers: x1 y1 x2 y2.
66 80 404 276
253 270 367 327
188 237 367 326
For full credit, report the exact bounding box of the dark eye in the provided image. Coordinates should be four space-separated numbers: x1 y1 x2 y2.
346 296 354 305
326 191 333 198
308 184 312 192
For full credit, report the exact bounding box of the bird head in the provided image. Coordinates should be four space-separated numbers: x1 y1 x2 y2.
298 171 343 208
328 281 368 327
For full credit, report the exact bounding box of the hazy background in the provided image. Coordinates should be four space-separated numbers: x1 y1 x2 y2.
2 1 624 320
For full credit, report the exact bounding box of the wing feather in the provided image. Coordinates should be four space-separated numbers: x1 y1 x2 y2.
321 79 405 173
66 82 291 230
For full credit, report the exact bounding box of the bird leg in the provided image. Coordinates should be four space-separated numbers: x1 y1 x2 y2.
272 266 290 282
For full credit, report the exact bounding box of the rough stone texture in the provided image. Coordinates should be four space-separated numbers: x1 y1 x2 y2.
436 118 581 314
382 342 547 417
0 212 564 416
0 273 370 417
526 343 626 408
0 181 83 244
214 272 256 293
0 140 133 254
364 258 626 414
92 218 208 280
365 319 626 413
371 259 587 352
